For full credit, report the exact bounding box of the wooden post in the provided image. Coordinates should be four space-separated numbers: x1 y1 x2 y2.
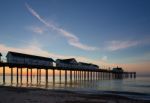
82 71 84 80
87 71 89 81
130 73 132 78
80 71 81 80
11 67 13 84
80 71 82 80
39 69 41 83
75 71 77 81
3 66 5 84
37 69 39 84
27 68 28 83
17 67 19 84
31 68 32 83
70 70 72 83
20 68 22 84
65 70 67 84
74 71 76 81
84 71 86 80
78 71 80 80
53 69 55 84
134 72 136 78
59 70 61 83
46 69 48 83
90 71 92 80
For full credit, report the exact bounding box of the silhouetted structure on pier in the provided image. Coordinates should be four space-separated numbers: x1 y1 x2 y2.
0 51 136 85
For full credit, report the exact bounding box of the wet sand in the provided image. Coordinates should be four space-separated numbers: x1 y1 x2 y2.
0 86 149 103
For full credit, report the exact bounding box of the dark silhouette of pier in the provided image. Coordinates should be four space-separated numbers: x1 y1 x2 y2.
0 62 136 85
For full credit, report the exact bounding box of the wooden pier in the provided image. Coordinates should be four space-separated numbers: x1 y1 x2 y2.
0 62 136 85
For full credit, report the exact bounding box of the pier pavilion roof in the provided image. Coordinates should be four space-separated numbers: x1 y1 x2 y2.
79 62 92 66
56 58 78 64
6 51 54 62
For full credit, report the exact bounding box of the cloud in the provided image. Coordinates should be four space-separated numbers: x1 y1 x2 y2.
28 26 46 34
25 3 98 51
106 40 139 51
0 42 102 67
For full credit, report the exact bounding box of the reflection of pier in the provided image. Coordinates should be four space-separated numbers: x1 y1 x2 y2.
0 62 136 85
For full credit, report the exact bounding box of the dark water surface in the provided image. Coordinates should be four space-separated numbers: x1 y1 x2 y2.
0 75 150 93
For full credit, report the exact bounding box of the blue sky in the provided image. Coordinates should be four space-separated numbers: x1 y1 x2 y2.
0 0 150 75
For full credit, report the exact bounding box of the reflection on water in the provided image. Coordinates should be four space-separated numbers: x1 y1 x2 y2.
0 76 150 94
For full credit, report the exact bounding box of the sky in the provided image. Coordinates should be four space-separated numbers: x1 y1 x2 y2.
0 0 150 76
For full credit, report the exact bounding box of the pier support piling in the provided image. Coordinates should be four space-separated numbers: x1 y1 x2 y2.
11 67 13 84
16 67 19 84
3 66 5 84
20 68 22 84
46 69 48 83
27 68 28 83
37 69 39 84
59 70 61 83
70 70 72 83
39 69 41 83
31 68 32 83
65 70 67 84
53 69 55 84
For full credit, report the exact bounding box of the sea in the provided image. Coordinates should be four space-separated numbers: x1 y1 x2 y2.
0 75 150 100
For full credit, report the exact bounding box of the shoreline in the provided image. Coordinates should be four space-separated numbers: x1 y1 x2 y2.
0 85 150 103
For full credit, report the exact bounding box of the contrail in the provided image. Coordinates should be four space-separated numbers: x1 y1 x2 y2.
25 3 98 51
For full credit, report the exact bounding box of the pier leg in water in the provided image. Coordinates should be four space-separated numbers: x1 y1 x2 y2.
16 67 19 84
46 69 48 84
45 69 48 88
74 71 76 81
73 71 76 81
78 71 80 81
11 67 13 84
84 71 86 81
65 70 67 84
27 68 28 84
134 72 136 78
81 71 83 80
70 70 72 84
87 71 89 81
31 68 32 84
37 69 39 84
80 71 81 81
3 66 5 84
59 70 61 84
39 69 41 83
53 69 55 84
90 71 93 81
20 68 22 84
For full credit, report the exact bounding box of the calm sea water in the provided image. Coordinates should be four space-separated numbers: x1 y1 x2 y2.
0 75 150 94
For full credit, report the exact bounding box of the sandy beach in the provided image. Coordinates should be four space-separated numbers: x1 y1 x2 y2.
0 86 149 103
